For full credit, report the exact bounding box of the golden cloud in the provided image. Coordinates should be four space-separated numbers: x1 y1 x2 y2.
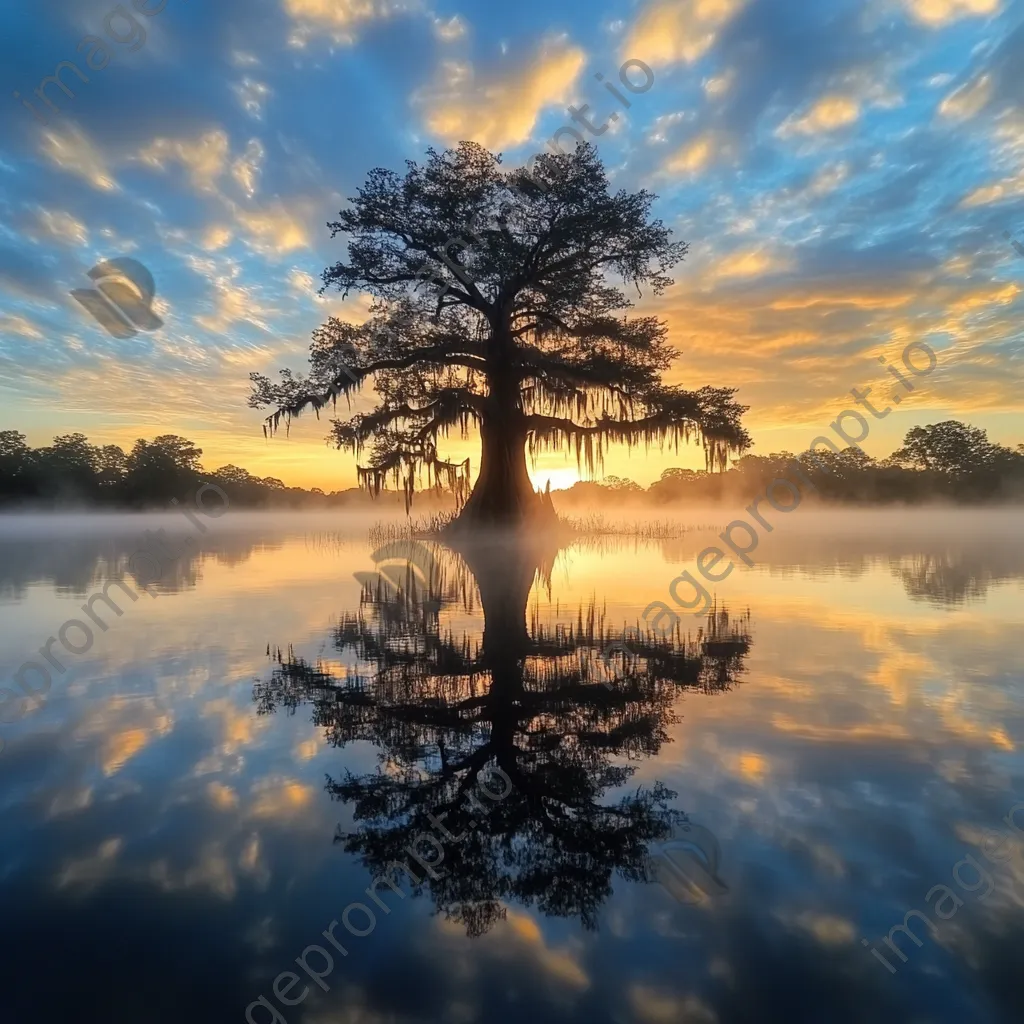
792 911 856 945
628 986 718 1024
433 14 467 40
904 0 1000 26
623 0 747 66
249 777 316 818
231 138 266 198
39 125 117 191
663 132 719 175
207 781 240 810
137 130 231 193
777 95 860 137
807 161 850 197
195 270 276 333
713 248 789 280
283 0 405 45
960 171 1024 207
939 73 993 120
418 40 586 150
202 224 234 250
101 715 174 776
235 201 312 254
0 313 44 339
34 208 88 246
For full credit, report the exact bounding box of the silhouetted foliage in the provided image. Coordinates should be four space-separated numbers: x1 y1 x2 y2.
4 419 1020 509
555 420 1024 507
0 430 456 510
249 142 750 525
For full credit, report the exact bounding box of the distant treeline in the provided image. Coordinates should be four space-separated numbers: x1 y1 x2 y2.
2 420 1022 511
0 431 453 510
555 421 1024 507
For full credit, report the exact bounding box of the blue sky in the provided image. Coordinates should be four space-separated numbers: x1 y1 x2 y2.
1 0 1022 488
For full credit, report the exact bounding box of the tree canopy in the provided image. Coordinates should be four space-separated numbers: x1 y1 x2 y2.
249 142 750 524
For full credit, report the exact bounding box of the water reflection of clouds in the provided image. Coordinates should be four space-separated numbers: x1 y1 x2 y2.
0 513 1022 1022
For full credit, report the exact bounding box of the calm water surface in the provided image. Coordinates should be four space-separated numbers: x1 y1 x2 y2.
0 509 1021 1024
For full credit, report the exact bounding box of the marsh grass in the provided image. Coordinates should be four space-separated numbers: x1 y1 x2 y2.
366 512 723 547
367 511 459 547
561 514 723 540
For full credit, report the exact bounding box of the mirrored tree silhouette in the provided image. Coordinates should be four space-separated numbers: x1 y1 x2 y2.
254 534 751 935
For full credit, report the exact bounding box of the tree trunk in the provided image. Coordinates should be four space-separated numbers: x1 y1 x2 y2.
458 415 530 517
449 340 557 531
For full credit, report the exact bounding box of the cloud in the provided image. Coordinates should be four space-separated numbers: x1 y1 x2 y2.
39 125 117 191
790 911 857 945
234 200 311 254
628 986 718 1024
249 777 315 818
33 208 88 247
777 94 860 137
418 40 586 150
194 263 276 332
282 0 405 46
136 130 231 193
101 719 173 776
939 73 994 119
703 71 734 98
433 14 467 41
903 0 1001 27
807 161 850 197
232 77 272 120
202 224 234 250
663 131 721 175
714 249 789 280
959 170 1024 207
231 138 266 198
202 695 268 753
623 0 747 66
445 908 591 991
287 268 319 296
0 314 44 339
207 781 240 810
56 838 124 889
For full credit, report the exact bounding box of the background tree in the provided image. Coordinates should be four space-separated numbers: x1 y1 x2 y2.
891 421 996 476
32 433 101 503
123 435 204 504
249 143 750 527
0 430 32 502
96 445 128 493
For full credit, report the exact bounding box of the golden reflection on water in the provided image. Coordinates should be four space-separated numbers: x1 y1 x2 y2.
1 512 1021 786
1 511 1023 1022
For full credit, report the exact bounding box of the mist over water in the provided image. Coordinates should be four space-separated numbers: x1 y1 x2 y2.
0 508 1021 1023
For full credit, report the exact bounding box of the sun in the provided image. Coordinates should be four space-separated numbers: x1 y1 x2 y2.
528 467 583 492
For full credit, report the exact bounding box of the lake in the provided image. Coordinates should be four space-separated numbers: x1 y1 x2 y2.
0 508 1021 1024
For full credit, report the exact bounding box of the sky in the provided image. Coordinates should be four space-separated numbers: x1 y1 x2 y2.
1 0 1022 491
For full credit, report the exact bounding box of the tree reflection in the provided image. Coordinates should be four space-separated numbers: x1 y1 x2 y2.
254 533 751 935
